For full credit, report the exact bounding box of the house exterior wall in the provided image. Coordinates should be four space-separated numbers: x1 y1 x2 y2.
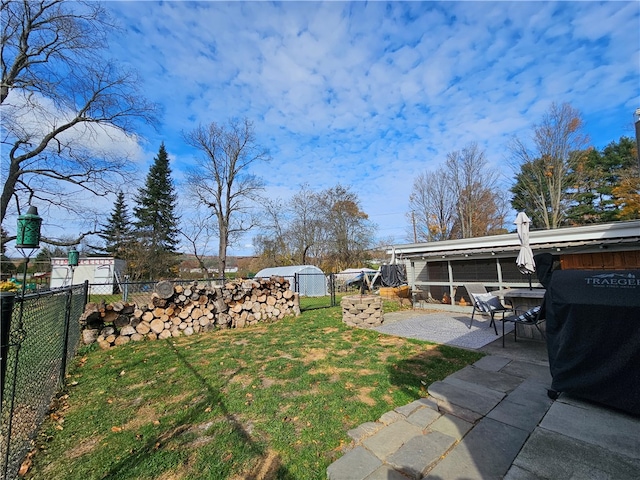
406 255 528 305
561 251 640 270
393 220 640 307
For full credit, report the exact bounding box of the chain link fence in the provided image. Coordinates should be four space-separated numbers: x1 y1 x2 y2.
86 278 227 306
88 274 338 311
252 273 337 310
1 283 87 480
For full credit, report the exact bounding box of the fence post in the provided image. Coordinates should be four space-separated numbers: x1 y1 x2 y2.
0 291 15 409
329 274 336 307
123 275 129 302
82 280 89 307
59 289 74 387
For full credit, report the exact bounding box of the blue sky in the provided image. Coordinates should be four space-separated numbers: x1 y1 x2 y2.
78 1 640 255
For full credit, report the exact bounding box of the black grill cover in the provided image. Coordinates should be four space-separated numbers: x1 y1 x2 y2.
546 269 640 415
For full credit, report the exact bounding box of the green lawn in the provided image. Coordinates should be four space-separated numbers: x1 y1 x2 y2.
25 305 482 480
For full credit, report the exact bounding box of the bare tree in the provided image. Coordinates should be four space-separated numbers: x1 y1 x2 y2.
409 143 506 240
288 184 325 265
1 0 156 237
509 102 589 228
318 185 373 271
253 184 374 270
179 208 217 281
408 168 457 241
252 197 292 266
445 143 507 238
185 118 269 276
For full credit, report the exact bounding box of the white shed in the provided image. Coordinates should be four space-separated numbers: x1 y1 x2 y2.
254 265 327 297
50 257 126 294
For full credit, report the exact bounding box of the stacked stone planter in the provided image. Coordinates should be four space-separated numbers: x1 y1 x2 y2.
341 294 383 328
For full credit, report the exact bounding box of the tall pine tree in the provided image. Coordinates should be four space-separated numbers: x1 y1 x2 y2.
98 191 133 259
132 143 180 279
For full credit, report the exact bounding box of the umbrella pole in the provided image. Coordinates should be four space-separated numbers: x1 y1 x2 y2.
528 273 532 290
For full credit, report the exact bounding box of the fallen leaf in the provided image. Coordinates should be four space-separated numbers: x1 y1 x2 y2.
18 457 32 475
111 426 122 433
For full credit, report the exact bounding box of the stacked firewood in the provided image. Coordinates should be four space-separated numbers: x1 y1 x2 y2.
80 278 301 349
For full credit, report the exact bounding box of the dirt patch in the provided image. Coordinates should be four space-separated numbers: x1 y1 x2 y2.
122 405 159 431
260 377 284 389
127 380 156 390
307 365 352 382
377 336 406 347
153 391 192 410
230 449 281 480
67 435 103 460
322 327 340 334
229 373 255 388
334 349 352 357
356 387 377 406
302 348 327 363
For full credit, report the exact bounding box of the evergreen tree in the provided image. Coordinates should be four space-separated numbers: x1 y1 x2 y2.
567 137 638 224
512 136 639 226
132 143 180 279
98 191 133 258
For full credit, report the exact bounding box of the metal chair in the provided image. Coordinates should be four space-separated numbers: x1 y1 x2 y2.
501 301 546 347
464 283 513 334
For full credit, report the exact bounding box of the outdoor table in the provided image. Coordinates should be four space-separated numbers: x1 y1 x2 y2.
493 288 545 309
493 288 546 340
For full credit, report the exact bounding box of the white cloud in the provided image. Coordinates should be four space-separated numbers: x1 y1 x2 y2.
63 0 639 254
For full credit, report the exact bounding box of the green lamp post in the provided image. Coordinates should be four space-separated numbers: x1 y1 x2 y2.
68 248 79 285
16 205 42 250
68 248 79 267
15 206 42 291
3 206 42 471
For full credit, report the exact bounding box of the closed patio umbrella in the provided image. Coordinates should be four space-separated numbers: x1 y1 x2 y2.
515 212 535 289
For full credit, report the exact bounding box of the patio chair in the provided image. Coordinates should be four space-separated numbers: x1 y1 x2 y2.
464 283 513 334
501 301 546 347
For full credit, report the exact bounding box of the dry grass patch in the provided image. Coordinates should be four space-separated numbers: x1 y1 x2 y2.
66 435 103 460
228 373 255 388
302 348 327 363
307 365 351 381
122 405 159 431
355 387 376 406
322 327 340 334
231 449 281 480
